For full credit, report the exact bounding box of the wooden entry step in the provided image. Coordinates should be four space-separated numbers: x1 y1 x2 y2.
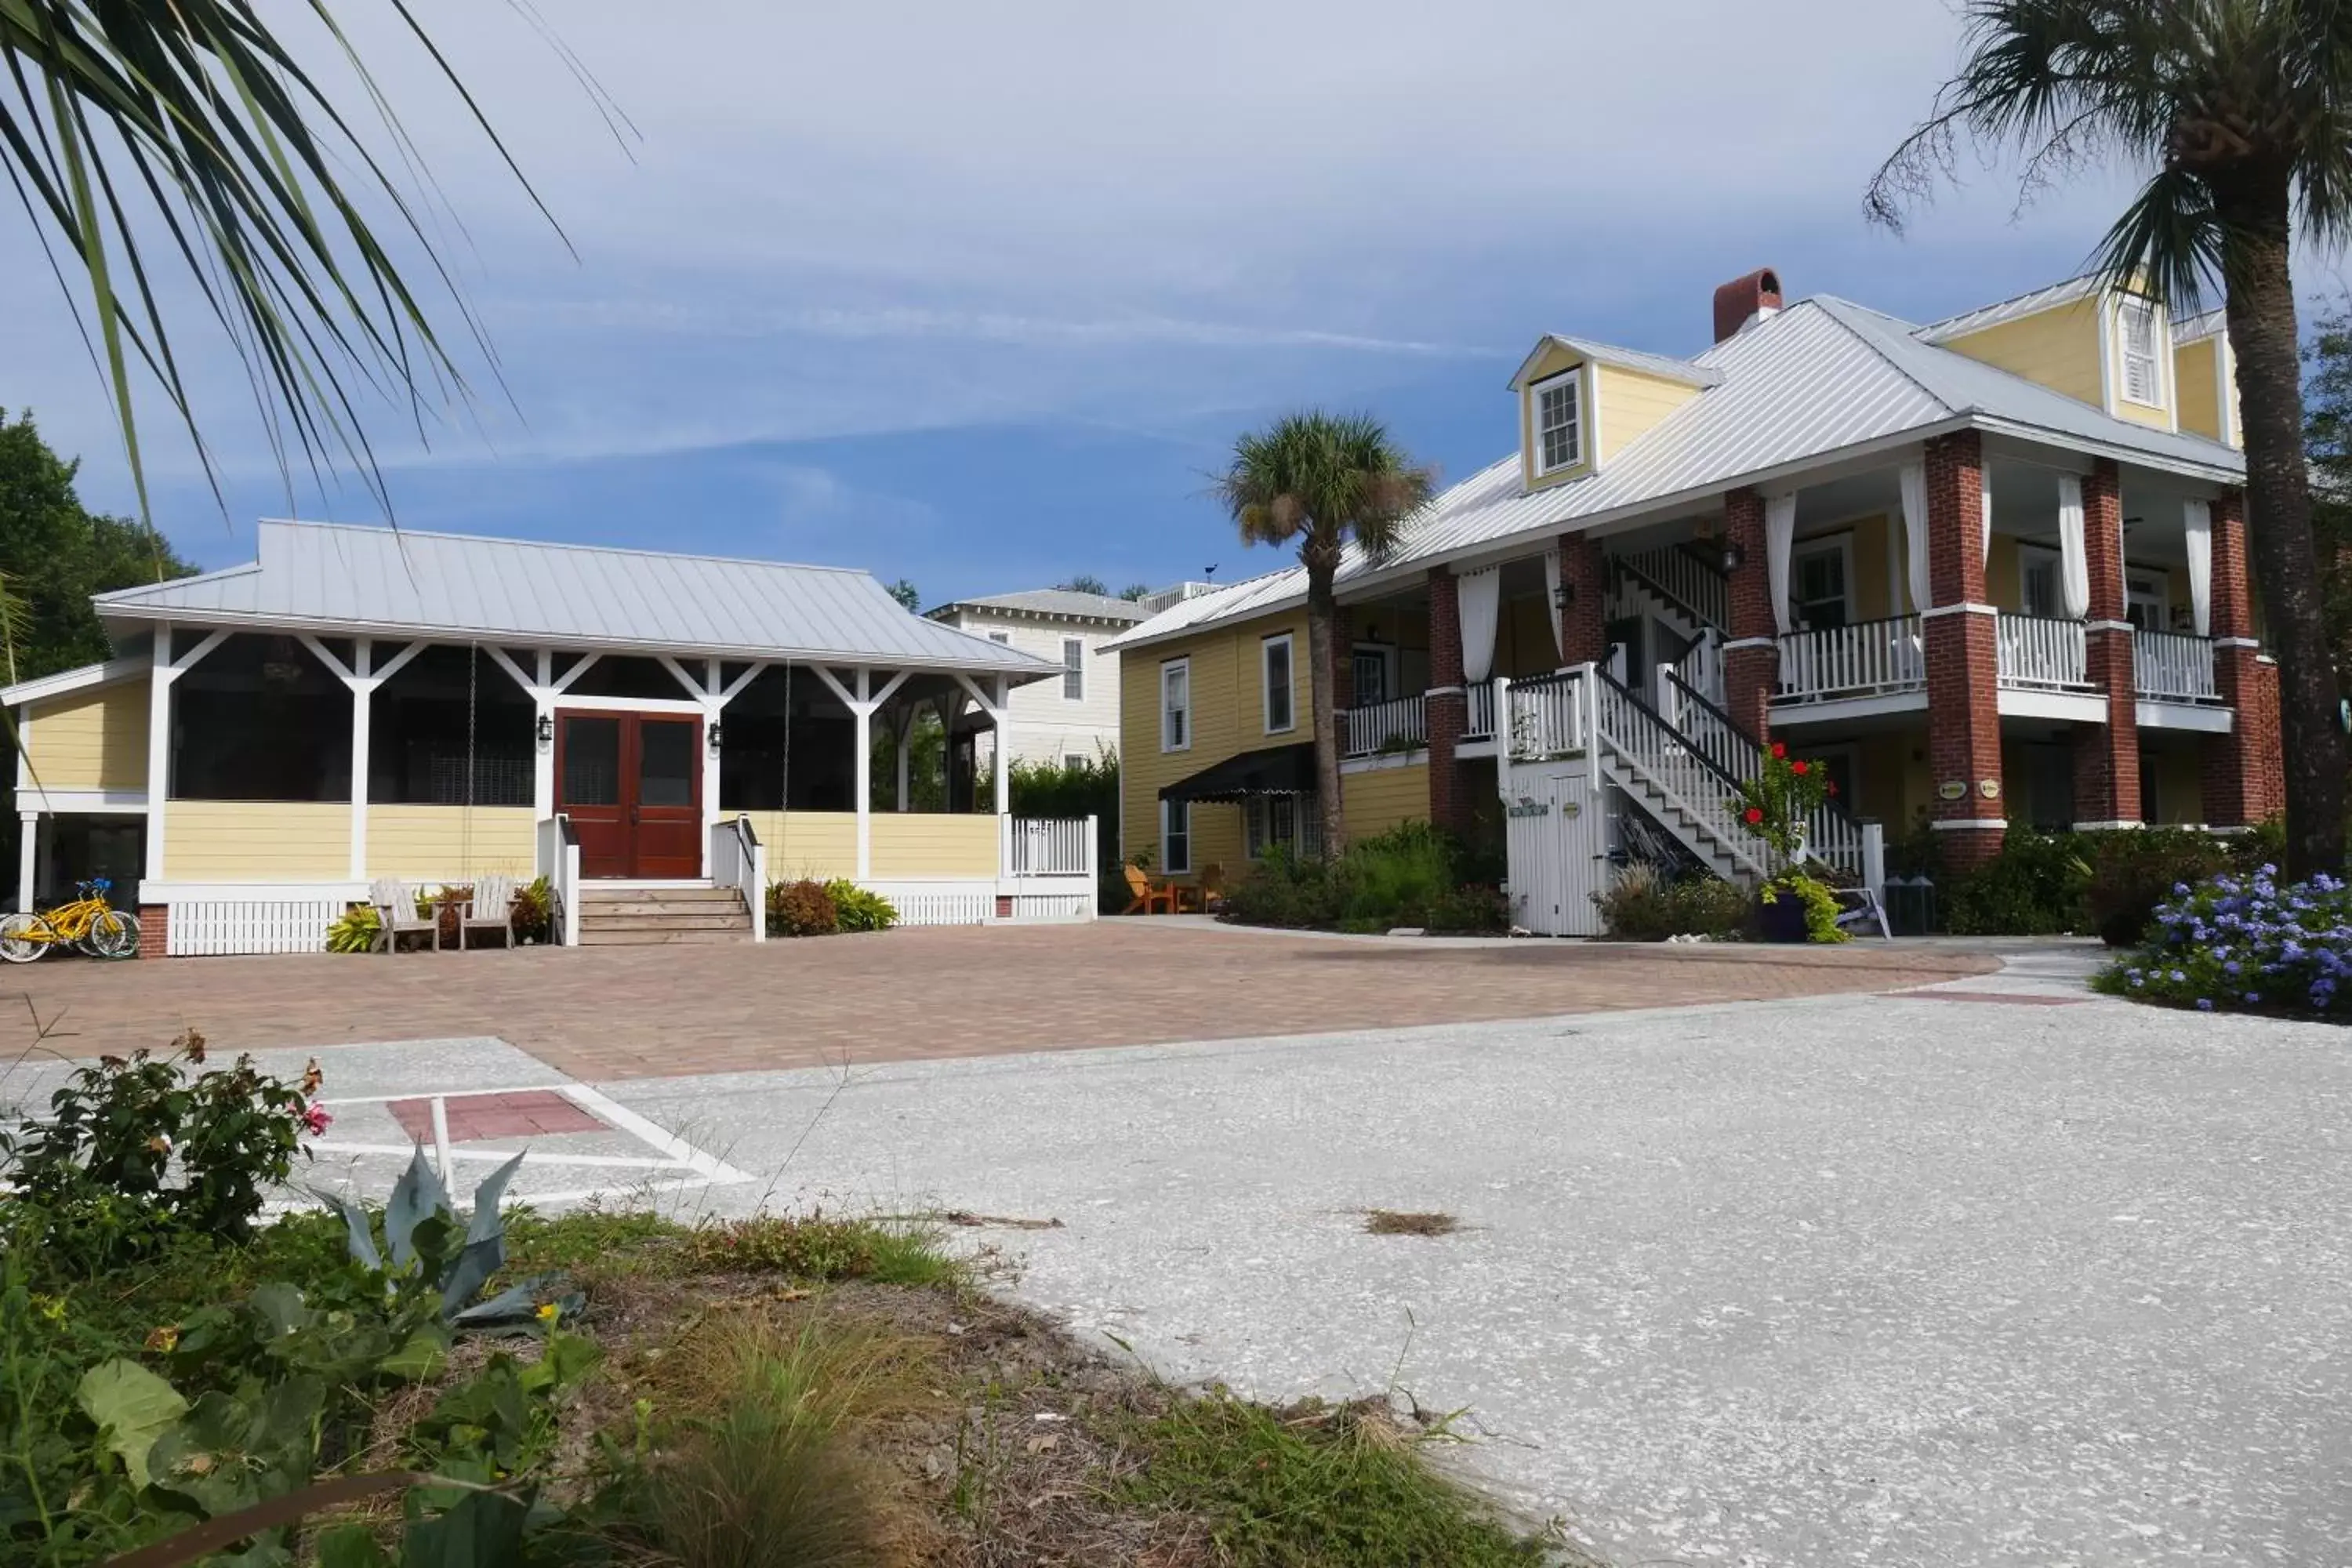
576 884 753 946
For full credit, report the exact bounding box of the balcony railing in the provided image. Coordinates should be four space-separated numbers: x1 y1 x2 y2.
2134 630 2220 703
1341 693 1426 757
1465 679 1497 741
1995 614 2091 691
1613 545 1730 631
1776 615 1926 703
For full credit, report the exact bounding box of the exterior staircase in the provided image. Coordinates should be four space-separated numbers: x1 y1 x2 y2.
1607 546 1728 703
575 884 753 946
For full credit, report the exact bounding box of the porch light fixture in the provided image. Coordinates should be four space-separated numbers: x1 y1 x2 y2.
706 720 724 757
1720 540 1746 575
1552 580 1576 610
535 713 554 749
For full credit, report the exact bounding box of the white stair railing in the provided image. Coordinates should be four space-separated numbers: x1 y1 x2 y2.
1613 546 1730 631
535 814 579 946
710 814 766 941
1505 673 1588 759
1007 816 1091 876
1588 672 1770 881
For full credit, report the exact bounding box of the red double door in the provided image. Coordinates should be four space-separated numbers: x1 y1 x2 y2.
555 712 702 879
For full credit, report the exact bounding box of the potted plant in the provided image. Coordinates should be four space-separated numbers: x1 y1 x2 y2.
1730 743 1849 944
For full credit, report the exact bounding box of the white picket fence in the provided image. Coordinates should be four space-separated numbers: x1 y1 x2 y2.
169 898 346 956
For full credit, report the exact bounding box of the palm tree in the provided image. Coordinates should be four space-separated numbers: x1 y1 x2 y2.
4 2 615 522
1214 412 1435 855
1868 0 2350 878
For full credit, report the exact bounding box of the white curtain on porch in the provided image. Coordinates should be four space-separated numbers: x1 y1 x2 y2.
2183 499 2213 635
1982 484 1994 560
2056 474 2091 619
1457 564 1502 684
1541 546 1564 662
1764 492 1798 635
1898 461 1932 615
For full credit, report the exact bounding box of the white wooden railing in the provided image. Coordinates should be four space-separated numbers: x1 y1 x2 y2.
1504 672 1588 759
2134 630 2220 702
1654 667 1871 887
710 814 767 941
1996 614 2091 691
1465 679 1497 740
1590 673 1772 881
1004 815 1095 877
535 814 579 946
1777 615 1926 702
1341 693 1427 757
1671 633 1725 706
1613 546 1730 630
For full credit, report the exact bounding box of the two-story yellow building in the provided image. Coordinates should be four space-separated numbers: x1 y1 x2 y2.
1110 267 2278 933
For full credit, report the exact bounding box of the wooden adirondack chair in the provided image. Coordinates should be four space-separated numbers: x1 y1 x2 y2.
1122 863 1178 916
459 875 520 950
369 878 438 953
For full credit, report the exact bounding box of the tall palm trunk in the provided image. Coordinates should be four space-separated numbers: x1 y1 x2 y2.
2218 168 2347 878
1304 552 1348 857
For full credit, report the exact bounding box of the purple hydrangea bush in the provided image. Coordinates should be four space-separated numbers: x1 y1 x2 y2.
2092 866 2352 1019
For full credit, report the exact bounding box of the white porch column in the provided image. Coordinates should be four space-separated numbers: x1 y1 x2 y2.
702 658 724 851
144 627 172 883
992 675 1011 817
347 639 372 879
16 811 35 913
854 667 873 878
532 650 556 818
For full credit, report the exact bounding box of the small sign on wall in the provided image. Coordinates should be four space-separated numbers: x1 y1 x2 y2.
1938 779 1967 802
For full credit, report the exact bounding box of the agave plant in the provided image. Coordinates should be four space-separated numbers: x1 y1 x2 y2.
313 1147 569 1329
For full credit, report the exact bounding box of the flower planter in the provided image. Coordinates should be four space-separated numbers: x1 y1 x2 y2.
1755 887 1811 943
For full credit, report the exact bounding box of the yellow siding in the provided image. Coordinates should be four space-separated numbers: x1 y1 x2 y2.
1855 731 1932 829
2175 338 2221 441
1595 366 1702 464
364 806 535 880
24 681 147 791
1849 514 1893 622
2146 748 2205 826
1120 607 1316 883
1943 299 2104 406
742 811 858 880
870 813 998 878
1986 532 2022 612
1497 593 1559 677
1341 763 1429 839
165 801 348 880
1518 346 1593 491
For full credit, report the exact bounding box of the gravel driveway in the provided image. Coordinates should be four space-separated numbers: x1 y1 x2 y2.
604 945 2352 1567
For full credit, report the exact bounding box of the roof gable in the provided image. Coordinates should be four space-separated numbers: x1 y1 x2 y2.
1508 335 1722 390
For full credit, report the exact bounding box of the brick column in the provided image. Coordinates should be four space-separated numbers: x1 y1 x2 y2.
137 905 169 959
1558 535 1609 666
2201 491 2281 825
1922 432 2006 867
2074 458 2141 826
1425 568 1470 834
1720 489 1777 739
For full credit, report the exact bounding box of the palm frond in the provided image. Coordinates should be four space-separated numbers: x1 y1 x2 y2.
1 0 615 524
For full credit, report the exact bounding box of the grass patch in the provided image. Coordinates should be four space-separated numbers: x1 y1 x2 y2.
1116 1390 1558 1566
674 1211 964 1287
1365 1209 1462 1237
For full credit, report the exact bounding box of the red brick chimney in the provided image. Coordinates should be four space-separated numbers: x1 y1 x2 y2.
1712 267 1783 343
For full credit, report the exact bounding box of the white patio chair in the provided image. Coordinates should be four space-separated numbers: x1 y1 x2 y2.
1832 885 1893 941
369 878 438 953
459 875 520 951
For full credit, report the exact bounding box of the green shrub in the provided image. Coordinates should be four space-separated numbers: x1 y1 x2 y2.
1760 869 1849 943
1221 822 1512 934
1338 821 1457 930
823 880 898 933
1942 826 2092 935
1595 863 1749 941
509 874 555 943
0 1033 325 1272
325 904 380 953
2093 864 2352 1018
1425 881 1509 934
768 879 839 937
1219 846 1348 929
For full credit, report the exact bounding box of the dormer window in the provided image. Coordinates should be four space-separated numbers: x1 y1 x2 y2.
2119 296 2162 406
1533 370 1584 474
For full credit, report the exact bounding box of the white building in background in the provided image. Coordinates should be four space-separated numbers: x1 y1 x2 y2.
924 589 1149 771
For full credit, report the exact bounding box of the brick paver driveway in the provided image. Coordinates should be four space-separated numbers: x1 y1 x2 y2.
3 922 1997 1081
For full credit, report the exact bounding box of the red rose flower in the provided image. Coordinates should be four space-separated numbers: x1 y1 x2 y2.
1744 806 1765 825
1769 742 1787 760
1791 760 1809 775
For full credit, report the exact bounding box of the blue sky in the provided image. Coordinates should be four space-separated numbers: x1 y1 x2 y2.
2 0 2219 608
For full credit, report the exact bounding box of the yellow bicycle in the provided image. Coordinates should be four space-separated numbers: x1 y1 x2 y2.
0 878 140 962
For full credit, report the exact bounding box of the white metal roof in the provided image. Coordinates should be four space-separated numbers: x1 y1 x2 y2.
2174 307 2227 344
1508 335 1723 389
929 587 1149 623
1107 292 2246 653
1914 274 2106 343
1 654 146 709
95 520 1058 676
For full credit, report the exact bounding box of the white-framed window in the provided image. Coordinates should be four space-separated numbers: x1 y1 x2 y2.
1062 637 1084 701
2018 543 2062 619
1531 369 1584 475
2119 296 2162 406
1261 633 1295 733
2125 571 2168 632
1161 798 1192 873
1160 658 1191 752
1064 752 1087 772
988 630 1011 645
1351 643 1396 706
1791 537 1852 630
1245 794 1323 861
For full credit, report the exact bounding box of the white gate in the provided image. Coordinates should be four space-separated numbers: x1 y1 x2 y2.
1502 757 1607 936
